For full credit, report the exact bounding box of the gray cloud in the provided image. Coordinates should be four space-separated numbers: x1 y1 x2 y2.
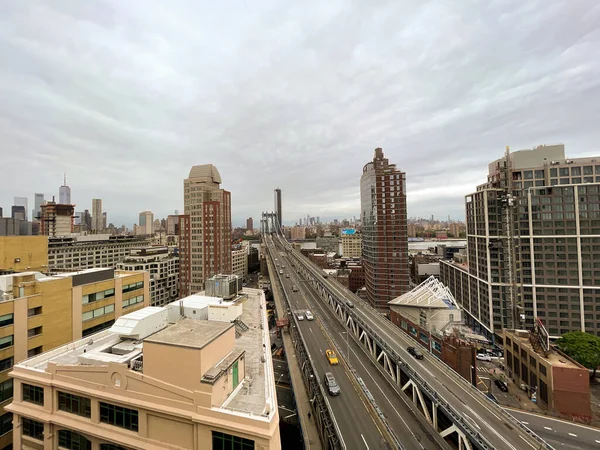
1 0 599 226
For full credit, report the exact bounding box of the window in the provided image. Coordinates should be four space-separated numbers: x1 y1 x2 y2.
28 327 42 338
22 417 44 441
28 346 43 358
212 431 255 450
123 296 144 308
82 288 115 305
58 429 91 450
0 336 14 350
99 402 138 432
82 320 114 338
0 412 11 437
27 307 42 317
0 315 13 328
539 364 547 376
58 392 91 418
122 282 143 293
83 305 115 322
22 384 44 406
0 357 13 373
0 379 13 403
100 445 129 450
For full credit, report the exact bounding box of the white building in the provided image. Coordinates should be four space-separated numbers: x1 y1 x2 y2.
231 244 248 281
117 246 179 307
388 276 462 335
48 234 152 272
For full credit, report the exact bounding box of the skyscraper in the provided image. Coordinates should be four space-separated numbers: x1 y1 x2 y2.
360 148 409 311
246 217 254 231
11 205 26 221
13 196 28 221
32 193 45 220
441 144 600 341
274 188 282 228
59 174 71 204
91 199 103 231
180 165 232 296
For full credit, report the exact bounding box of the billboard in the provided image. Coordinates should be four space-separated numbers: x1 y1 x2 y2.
535 317 550 352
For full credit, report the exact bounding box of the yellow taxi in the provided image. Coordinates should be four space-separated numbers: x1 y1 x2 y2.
325 349 339 365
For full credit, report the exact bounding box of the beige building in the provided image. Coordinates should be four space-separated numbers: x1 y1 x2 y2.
91 199 103 232
138 211 154 236
7 285 280 450
0 267 149 448
0 237 48 274
290 226 305 240
231 246 248 281
180 165 232 296
340 231 362 258
40 202 74 237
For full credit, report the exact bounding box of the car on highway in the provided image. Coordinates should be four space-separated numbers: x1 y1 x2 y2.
324 372 340 396
297 313 304 321
292 285 298 292
476 353 492 362
285 273 289 278
325 349 339 365
345 300 354 308
279 270 283 274
494 379 509 392
305 311 314 321
407 346 424 360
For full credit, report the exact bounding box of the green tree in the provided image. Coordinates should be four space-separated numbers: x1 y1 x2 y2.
555 331 600 379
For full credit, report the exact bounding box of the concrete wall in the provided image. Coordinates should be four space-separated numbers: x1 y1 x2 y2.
0 236 48 273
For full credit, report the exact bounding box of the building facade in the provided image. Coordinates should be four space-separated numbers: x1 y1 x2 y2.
7 286 280 450
32 194 45 221
40 202 74 237
246 217 253 231
181 165 232 296
92 199 103 232
48 235 152 273
117 247 179 307
13 198 27 221
231 246 248 281
138 211 154 236
0 268 149 448
441 144 600 341
290 226 305 241
340 229 362 258
360 148 409 310
0 237 48 274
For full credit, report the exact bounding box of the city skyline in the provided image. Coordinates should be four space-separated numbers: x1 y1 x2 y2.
1 1 599 226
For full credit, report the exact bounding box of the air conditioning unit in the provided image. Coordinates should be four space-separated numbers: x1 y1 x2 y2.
566 160 574 164
551 161 559 165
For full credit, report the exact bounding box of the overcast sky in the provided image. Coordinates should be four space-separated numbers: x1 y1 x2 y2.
1 1 599 227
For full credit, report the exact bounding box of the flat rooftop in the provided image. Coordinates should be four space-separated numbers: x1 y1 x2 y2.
145 319 233 349
16 287 275 418
508 330 581 369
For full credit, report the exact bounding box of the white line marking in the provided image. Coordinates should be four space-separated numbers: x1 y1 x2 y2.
519 435 538 449
507 409 600 432
544 426 552 430
521 421 528 425
596 440 600 444
361 434 369 449
568 433 577 437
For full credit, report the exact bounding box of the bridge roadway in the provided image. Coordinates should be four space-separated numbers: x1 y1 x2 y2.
274 234 548 450
277 246 450 450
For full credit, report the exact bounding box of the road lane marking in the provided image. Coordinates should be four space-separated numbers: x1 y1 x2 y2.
519 435 538 449
568 433 577 437
521 421 528 424
361 434 369 449
507 409 600 432
544 427 552 430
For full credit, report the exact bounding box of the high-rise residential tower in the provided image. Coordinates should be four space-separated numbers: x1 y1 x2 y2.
33 193 45 220
246 217 254 231
13 197 28 221
180 165 232 296
59 174 71 205
274 188 282 228
138 211 154 235
91 199 103 231
360 148 409 311
441 144 600 342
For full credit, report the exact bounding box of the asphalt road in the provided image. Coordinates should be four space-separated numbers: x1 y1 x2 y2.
273 240 447 450
508 409 600 450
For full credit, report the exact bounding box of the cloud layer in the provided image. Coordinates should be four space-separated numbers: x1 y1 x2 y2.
1 0 599 226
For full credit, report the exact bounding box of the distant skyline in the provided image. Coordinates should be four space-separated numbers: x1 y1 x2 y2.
1 1 599 227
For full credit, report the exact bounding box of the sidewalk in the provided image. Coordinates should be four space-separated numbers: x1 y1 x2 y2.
272 277 322 449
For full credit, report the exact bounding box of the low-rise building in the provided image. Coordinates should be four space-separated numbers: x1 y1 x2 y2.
7 282 280 450
0 267 149 448
0 236 48 274
48 234 152 273
290 226 306 240
116 247 179 307
231 245 249 281
410 254 441 285
503 328 591 422
316 233 339 254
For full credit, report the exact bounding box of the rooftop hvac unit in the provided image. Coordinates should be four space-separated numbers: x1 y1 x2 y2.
205 274 242 300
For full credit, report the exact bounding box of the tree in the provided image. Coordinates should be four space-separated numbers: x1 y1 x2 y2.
555 331 600 379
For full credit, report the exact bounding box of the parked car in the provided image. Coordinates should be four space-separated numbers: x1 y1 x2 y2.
297 313 304 321
494 379 509 392
324 372 340 396
305 311 314 321
407 346 424 360
325 349 339 365
476 353 492 362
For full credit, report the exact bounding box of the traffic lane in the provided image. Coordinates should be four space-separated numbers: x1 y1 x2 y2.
295 312 384 449
292 272 444 450
508 409 600 450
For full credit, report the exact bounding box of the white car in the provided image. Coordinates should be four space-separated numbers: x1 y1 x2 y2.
476 353 492 362
305 311 314 321
297 314 304 321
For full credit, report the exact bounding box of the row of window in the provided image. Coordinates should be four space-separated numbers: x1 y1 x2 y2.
0 336 12 351
0 314 13 328
122 281 144 293
82 288 115 305
82 304 115 322
123 296 144 308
